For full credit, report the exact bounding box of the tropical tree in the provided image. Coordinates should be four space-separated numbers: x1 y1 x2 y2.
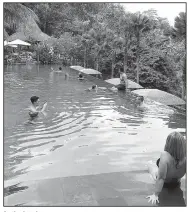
131 12 150 83
172 12 186 99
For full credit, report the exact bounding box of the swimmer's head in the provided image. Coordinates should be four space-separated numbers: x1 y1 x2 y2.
79 72 83 77
30 96 39 106
136 96 144 105
59 67 62 70
92 85 97 89
164 132 186 163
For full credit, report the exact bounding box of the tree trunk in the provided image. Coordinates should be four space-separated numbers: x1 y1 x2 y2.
70 56 73 66
111 62 114 79
136 35 140 84
182 85 185 99
84 47 87 68
96 57 99 71
123 46 128 73
44 7 48 33
111 51 115 78
182 58 186 99
123 32 129 73
37 54 39 64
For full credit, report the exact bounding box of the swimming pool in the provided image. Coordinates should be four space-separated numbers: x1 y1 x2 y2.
4 64 186 206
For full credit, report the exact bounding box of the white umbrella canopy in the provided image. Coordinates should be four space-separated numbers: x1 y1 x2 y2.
105 78 143 89
7 39 31 46
70 66 84 71
132 89 185 106
4 41 18 48
7 44 18 48
4 40 8 46
80 68 101 75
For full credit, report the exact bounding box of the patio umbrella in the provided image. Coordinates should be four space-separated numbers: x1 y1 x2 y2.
105 78 143 89
7 39 31 46
80 68 101 75
4 40 8 46
7 44 18 48
132 89 185 106
4 40 18 48
70 66 84 71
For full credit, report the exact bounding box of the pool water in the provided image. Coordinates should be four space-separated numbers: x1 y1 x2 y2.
4 64 186 206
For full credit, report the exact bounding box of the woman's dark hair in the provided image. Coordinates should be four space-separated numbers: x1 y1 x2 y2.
92 85 96 89
30 96 39 104
164 132 186 168
59 67 62 70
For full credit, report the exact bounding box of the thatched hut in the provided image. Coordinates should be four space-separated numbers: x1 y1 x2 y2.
7 20 50 43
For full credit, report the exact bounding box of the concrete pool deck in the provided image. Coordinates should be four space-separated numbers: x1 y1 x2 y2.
4 171 186 206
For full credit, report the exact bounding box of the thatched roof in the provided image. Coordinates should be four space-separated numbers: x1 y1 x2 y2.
7 19 50 42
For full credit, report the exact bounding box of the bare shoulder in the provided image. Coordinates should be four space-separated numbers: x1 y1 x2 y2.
160 151 172 163
29 105 37 113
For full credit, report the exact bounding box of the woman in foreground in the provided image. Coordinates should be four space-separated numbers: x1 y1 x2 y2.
146 131 186 205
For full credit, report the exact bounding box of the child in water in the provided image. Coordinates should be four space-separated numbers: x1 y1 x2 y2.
28 96 47 118
135 96 146 111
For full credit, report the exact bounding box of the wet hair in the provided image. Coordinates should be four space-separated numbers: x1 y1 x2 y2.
164 132 186 168
59 67 62 70
30 96 39 104
119 69 124 73
79 73 83 78
92 85 97 89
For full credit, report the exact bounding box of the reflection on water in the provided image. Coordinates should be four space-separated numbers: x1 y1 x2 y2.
4 64 186 206
4 183 28 197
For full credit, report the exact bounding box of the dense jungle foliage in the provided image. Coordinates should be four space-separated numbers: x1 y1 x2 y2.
4 3 186 98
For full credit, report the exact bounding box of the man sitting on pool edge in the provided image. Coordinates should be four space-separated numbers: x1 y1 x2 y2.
116 68 128 91
29 96 47 118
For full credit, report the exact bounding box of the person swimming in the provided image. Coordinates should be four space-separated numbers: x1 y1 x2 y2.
51 67 62 73
135 96 146 111
28 96 47 118
85 85 98 92
115 68 128 91
78 72 84 80
146 132 186 205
